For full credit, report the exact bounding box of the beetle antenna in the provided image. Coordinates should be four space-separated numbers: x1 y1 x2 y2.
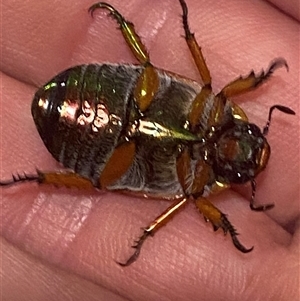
263 105 295 136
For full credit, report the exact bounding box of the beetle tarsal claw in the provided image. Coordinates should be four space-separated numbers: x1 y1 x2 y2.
268 57 289 73
220 214 253 253
212 224 219 232
117 231 150 267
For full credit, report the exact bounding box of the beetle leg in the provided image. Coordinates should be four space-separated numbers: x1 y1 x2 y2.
176 148 193 192
133 63 159 112
218 58 288 98
0 141 136 189
0 170 95 189
188 86 213 129
118 197 188 266
89 2 159 112
250 180 274 211
177 149 213 196
195 197 253 253
99 141 136 188
89 2 149 64
177 1 227 130
176 148 252 253
0 172 41 187
179 0 211 87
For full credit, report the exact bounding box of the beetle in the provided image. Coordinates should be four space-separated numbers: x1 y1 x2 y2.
0 0 295 266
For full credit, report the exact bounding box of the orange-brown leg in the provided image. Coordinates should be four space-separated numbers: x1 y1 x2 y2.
0 140 136 190
88 3 163 187
0 170 95 190
176 145 252 253
176 148 212 196
99 141 136 188
179 0 211 87
118 197 188 266
89 2 159 112
176 148 192 193
178 0 229 130
218 58 288 99
195 197 253 253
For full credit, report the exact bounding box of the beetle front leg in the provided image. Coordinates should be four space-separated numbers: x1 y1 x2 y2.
89 2 159 112
118 197 188 266
250 180 274 211
218 58 288 98
195 197 253 253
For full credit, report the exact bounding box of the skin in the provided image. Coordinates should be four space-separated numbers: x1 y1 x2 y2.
1 0 299 300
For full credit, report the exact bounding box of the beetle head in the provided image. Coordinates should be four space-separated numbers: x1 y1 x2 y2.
210 104 295 184
212 121 270 184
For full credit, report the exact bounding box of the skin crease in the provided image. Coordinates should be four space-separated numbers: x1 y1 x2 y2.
0 0 299 300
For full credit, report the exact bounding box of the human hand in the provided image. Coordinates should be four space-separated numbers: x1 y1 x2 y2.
1 0 299 300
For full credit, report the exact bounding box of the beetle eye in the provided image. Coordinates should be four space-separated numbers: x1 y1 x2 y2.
213 122 270 184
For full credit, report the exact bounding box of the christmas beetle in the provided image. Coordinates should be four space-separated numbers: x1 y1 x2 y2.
0 0 295 266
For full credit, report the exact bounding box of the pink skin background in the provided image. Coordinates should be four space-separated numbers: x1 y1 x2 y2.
1 0 299 300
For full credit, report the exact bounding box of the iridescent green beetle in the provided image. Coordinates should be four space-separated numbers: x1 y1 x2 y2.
0 0 295 266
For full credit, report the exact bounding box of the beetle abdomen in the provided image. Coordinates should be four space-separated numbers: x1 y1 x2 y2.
32 64 141 186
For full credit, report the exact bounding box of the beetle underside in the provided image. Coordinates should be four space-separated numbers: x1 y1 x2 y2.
0 0 295 266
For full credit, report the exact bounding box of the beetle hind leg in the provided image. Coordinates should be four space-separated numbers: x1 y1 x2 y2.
89 2 159 112
195 197 253 253
89 2 150 65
